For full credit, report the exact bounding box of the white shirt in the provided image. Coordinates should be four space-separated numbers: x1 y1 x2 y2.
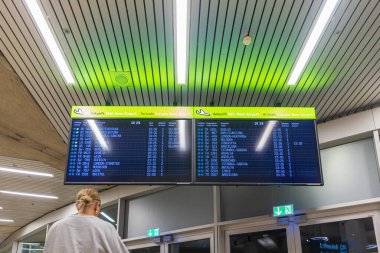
44 214 127 253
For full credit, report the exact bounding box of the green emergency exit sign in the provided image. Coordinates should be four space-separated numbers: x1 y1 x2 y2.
146 228 160 238
273 204 294 217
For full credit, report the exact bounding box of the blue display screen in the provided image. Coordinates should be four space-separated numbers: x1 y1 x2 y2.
65 119 192 184
195 119 322 185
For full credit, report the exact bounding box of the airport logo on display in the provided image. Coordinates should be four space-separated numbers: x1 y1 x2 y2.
273 204 294 217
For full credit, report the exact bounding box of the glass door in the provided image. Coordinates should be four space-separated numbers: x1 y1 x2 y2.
126 241 162 253
125 228 213 253
294 211 380 253
223 223 296 253
164 231 214 253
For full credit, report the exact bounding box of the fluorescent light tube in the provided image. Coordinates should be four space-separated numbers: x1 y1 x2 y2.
24 0 75 84
87 120 109 150
0 190 58 199
0 219 14 223
175 0 188 84
256 121 276 151
0 207 3 209
0 166 53 177
100 212 115 223
288 0 339 85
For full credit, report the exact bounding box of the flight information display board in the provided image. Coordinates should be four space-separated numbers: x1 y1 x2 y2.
65 107 192 184
65 106 322 185
194 107 322 185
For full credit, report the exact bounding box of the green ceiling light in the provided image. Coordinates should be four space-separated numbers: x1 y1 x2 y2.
24 0 75 84
175 0 189 85
288 0 339 85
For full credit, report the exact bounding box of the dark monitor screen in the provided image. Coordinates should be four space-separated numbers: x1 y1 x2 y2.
65 118 192 184
195 119 322 185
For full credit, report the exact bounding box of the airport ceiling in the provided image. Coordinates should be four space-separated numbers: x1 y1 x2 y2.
0 0 379 246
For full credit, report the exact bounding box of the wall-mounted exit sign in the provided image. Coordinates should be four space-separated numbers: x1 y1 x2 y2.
146 228 160 238
273 204 294 217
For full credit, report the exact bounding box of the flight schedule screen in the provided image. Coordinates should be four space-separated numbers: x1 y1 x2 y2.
65 119 192 184
195 119 322 185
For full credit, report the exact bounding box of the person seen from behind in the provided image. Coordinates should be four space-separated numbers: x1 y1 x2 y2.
44 188 127 253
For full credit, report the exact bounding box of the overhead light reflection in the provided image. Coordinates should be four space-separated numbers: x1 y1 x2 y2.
87 120 108 150
310 236 329 242
288 0 339 85
256 121 276 151
366 244 377 250
257 237 278 250
178 120 186 151
100 211 115 223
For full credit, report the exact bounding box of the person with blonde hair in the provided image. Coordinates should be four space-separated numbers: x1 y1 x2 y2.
44 188 127 253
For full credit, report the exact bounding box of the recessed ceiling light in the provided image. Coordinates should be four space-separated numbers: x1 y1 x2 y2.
24 0 75 84
0 190 58 199
0 207 3 210
0 166 53 177
0 219 14 223
288 0 339 85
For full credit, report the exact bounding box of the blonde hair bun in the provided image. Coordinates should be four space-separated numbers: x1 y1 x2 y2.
76 188 100 211
79 195 93 204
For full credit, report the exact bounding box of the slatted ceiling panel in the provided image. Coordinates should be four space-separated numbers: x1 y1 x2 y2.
286 0 345 107
48 2 102 106
250 1 286 106
67 0 110 104
330 41 380 118
264 0 308 106
246 0 281 107
351 65 380 112
293 0 355 107
218 0 247 107
271 0 321 106
191 0 204 106
274 0 323 107
236 0 271 107
146 1 160 105
145 0 159 105
317 1 376 118
326 8 380 119
125 0 146 105
301 0 357 109
154 1 168 105
11 0 77 116
0 40 68 141
0 2 71 140
113 0 140 105
5 1 78 110
313 0 374 116
224 1 250 107
316 0 379 121
83 1 121 105
228 0 255 106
